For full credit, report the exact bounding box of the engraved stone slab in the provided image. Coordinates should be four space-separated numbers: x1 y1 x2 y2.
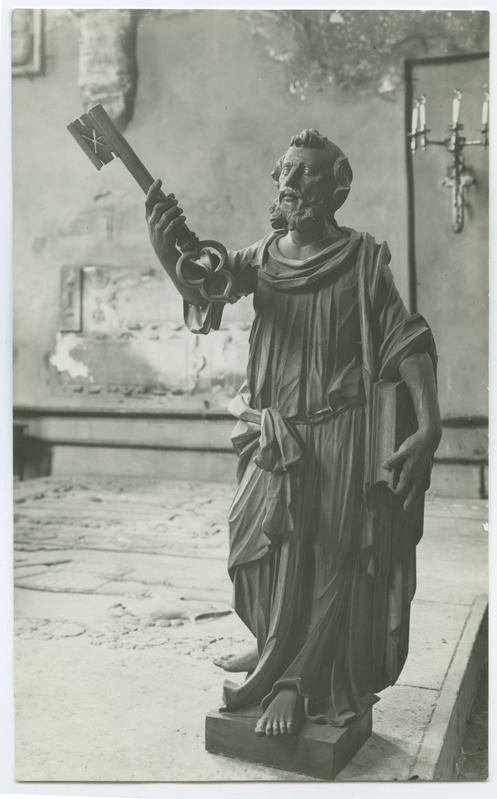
205 704 373 780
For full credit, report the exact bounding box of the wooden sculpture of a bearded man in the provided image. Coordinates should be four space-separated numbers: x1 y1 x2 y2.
145 129 441 738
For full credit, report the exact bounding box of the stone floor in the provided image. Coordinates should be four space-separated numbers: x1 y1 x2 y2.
456 664 488 781
12 477 488 782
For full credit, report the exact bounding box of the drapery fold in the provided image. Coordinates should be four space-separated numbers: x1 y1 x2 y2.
181 227 436 726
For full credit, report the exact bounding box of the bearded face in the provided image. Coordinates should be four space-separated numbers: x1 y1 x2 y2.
268 146 337 232
269 190 335 231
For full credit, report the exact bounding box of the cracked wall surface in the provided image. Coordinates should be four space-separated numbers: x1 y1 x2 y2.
243 10 488 99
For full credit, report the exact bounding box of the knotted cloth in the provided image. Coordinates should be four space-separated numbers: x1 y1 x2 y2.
228 391 304 551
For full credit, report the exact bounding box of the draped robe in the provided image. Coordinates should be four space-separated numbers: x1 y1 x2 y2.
184 227 436 727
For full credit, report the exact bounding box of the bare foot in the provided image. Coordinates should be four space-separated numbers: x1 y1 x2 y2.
213 647 259 673
255 687 305 737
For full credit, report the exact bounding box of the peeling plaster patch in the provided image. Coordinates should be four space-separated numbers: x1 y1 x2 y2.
75 9 138 130
378 74 397 95
126 334 189 393
267 48 292 63
244 10 488 98
289 79 308 101
378 69 402 99
50 333 89 380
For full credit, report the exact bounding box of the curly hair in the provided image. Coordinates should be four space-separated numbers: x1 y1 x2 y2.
271 129 353 212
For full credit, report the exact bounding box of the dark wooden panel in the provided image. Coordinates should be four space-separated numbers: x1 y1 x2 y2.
205 705 373 780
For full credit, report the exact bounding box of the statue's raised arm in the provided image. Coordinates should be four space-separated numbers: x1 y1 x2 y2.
145 179 204 305
66 103 231 307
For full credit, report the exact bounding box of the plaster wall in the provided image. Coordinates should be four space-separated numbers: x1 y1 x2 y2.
13 9 412 411
411 56 488 420
12 10 489 494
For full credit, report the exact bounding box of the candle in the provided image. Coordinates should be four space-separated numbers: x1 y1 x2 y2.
419 95 427 148
419 95 426 130
411 100 419 134
482 89 489 127
410 100 419 152
452 89 462 126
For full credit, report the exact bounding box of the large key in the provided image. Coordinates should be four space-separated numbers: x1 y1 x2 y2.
67 104 232 302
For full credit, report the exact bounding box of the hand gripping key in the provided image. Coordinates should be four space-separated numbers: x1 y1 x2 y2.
67 104 232 302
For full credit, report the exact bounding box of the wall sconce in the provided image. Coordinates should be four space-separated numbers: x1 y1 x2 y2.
408 87 489 233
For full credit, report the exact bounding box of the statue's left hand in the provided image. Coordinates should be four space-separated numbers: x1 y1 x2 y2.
382 428 440 513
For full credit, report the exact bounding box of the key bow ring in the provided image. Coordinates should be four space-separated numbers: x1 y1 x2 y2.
176 241 234 303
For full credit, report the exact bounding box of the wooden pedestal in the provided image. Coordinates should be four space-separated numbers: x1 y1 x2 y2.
205 704 373 780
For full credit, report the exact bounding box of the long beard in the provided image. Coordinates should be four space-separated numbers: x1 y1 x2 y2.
269 195 334 231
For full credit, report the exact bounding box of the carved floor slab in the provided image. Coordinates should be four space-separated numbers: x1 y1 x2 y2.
205 704 373 780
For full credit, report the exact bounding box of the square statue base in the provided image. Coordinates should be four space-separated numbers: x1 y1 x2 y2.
205 704 373 780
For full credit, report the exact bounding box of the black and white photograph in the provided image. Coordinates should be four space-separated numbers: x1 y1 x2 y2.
2 1 490 789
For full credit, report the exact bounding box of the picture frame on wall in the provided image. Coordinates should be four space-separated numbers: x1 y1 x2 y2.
11 9 44 77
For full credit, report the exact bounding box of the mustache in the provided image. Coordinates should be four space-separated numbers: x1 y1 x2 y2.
269 194 334 231
279 188 303 202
